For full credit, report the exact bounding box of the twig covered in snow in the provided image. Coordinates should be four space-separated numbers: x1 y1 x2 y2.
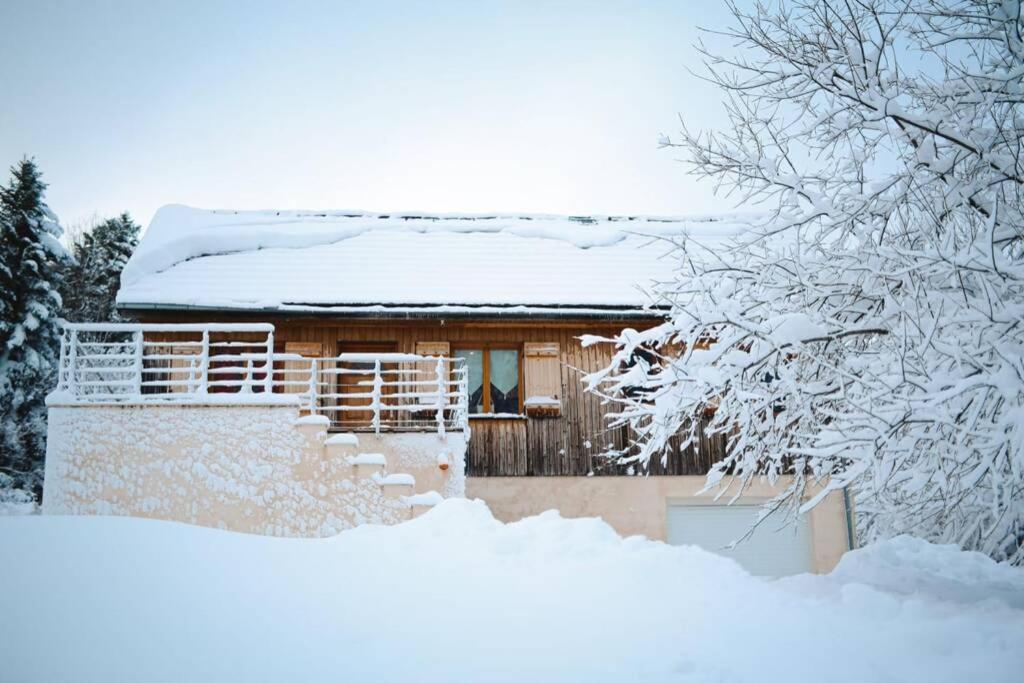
588 0 1024 563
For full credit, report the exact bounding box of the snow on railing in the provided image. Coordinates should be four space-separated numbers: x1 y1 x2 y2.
52 323 468 434
274 352 468 435
55 322 277 398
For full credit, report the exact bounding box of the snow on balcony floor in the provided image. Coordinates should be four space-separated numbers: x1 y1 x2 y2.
1 499 1021 683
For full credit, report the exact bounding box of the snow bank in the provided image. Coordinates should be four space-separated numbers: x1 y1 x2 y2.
825 535 1024 608
0 473 36 516
0 498 36 515
1 501 1021 683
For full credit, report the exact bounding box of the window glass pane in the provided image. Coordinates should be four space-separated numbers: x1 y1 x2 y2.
489 349 519 414
454 349 484 414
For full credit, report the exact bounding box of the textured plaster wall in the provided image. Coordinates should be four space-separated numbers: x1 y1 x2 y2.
42 404 466 537
352 433 466 499
41 403 848 571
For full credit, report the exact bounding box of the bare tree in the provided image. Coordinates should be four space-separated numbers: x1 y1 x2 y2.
586 0 1024 563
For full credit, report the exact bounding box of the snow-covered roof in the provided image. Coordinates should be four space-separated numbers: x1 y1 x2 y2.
117 205 750 317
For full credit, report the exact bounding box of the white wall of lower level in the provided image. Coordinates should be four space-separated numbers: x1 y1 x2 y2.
42 403 851 573
43 403 466 537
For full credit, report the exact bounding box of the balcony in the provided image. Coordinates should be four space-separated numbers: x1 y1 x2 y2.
51 323 469 435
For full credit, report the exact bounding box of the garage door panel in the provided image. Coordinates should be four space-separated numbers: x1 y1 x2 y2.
667 504 812 577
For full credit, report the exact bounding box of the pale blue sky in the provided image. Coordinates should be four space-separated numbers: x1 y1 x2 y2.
0 0 738 229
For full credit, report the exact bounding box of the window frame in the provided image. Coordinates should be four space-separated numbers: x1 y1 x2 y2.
452 343 524 417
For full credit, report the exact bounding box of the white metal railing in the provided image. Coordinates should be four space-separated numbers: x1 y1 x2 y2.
272 353 468 434
54 323 469 434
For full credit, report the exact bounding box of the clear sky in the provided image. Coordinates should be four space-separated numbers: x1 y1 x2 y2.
0 0 739 230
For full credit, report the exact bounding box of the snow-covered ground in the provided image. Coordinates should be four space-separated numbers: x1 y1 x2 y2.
0 474 37 516
1 500 1021 683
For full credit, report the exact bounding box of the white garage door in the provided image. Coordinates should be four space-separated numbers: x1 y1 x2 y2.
666 504 812 577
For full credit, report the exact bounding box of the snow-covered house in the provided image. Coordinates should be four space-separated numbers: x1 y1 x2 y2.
43 205 853 575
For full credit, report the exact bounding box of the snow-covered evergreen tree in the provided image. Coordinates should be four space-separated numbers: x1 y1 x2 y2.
587 0 1024 563
0 159 68 498
61 212 140 322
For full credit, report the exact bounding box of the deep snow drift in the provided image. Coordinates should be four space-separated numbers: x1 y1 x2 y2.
1 500 1021 683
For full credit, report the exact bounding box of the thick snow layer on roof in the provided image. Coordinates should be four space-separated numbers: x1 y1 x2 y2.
2 502 1022 682
117 205 751 312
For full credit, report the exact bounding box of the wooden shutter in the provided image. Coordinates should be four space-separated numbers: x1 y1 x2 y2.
415 341 450 357
414 341 450 405
523 342 561 417
284 342 323 357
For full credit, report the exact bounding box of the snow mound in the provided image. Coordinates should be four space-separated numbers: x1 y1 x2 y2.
1 501 1021 683
828 534 1024 608
0 474 37 516
324 433 359 446
294 414 330 426
403 490 444 507
0 499 36 515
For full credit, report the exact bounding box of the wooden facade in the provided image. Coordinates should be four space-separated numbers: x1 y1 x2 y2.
133 312 727 477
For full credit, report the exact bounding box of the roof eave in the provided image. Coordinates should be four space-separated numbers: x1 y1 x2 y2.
116 301 667 321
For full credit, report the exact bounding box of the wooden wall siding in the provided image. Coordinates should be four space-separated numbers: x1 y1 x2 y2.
137 314 729 477
468 419 528 476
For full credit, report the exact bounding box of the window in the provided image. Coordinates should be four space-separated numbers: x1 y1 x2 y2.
453 346 521 415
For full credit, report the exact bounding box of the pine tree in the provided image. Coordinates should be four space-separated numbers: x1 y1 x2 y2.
61 212 140 322
0 158 68 499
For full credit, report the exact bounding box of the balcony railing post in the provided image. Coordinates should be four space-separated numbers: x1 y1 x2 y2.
187 356 198 393
57 329 68 392
197 330 210 394
458 363 469 430
435 357 446 437
241 359 254 394
371 359 382 435
68 329 79 397
308 358 319 414
132 330 144 396
264 330 274 394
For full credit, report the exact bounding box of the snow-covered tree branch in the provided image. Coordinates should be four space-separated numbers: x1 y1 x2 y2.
586 0 1024 563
